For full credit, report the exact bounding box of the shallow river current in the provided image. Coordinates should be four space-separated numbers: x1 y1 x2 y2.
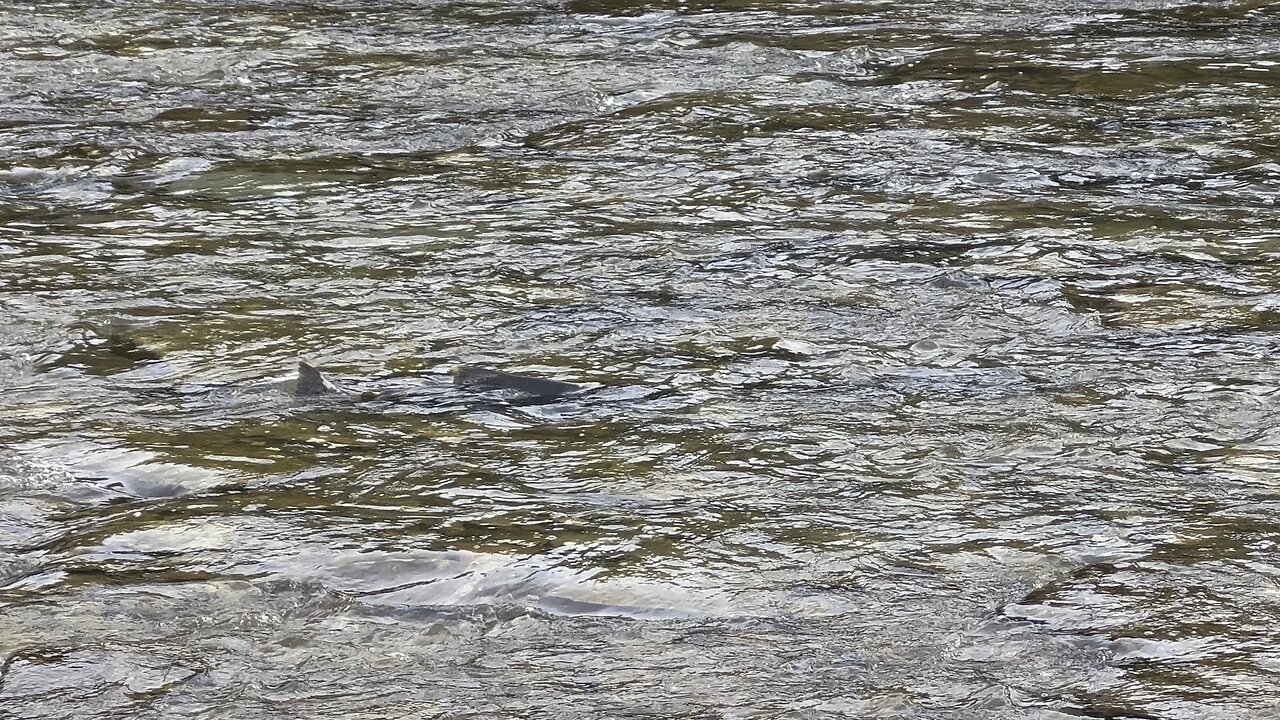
2 1 1280 718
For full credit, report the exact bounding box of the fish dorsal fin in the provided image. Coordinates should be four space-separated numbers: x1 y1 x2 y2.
296 361 335 396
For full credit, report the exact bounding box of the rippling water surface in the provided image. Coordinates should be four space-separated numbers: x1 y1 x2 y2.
3 1 1280 718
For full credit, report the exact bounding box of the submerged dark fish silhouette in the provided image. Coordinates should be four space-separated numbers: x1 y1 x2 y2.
293 362 585 401
69 319 164 362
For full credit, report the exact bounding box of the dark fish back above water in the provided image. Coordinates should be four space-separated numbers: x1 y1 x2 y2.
450 364 585 399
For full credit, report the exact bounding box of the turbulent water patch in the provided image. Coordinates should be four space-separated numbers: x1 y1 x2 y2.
2 1 1280 718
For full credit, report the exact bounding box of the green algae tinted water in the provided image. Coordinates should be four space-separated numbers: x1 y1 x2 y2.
2 1 1280 718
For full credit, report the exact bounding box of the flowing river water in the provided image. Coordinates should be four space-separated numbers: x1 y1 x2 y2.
2 1 1280 718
